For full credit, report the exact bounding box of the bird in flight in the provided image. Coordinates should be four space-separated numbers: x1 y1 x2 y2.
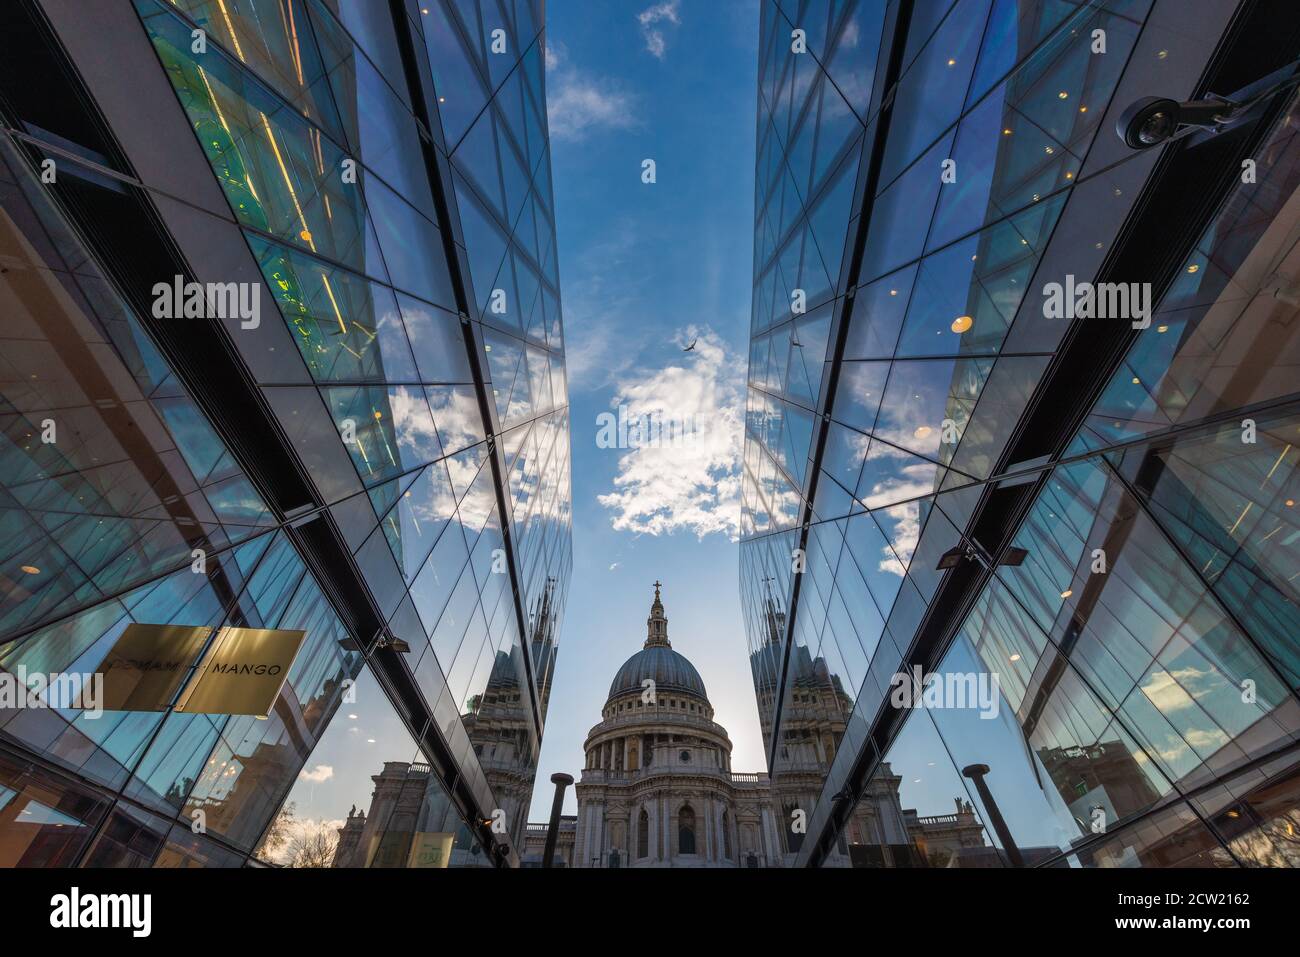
683 338 697 351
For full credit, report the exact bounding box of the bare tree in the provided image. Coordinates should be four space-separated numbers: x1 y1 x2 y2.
260 801 297 860
287 822 339 868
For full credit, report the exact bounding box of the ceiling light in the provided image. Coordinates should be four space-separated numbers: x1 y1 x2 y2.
947 58 956 67
951 315 973 333
1009 653 1021 662
19 565 40 575
1058 91 1068 99
1156 324 1168 333
914 425 932 438
1060 588 1073 598
1187 264 1199 273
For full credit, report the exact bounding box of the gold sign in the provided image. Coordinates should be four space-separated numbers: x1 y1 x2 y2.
99 623 212 712
174 627 307 717
406 832 455 868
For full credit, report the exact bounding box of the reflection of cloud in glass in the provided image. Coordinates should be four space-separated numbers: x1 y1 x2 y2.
427 385 483 454
389 386 442 467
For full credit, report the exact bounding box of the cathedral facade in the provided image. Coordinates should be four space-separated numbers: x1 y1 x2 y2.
523 584 988 868
561 584 785 867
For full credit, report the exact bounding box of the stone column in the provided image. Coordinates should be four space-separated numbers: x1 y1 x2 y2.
622 737 629 771
648 800 658 864
703 795 712 861
573 802 587 866
663 795 671 862
761 805 778 862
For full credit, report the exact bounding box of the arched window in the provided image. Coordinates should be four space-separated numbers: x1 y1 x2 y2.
722 809 732 859
637 809 649 859
678 805 696 855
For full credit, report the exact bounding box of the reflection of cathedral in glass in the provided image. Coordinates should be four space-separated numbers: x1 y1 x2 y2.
324 579 558 868
0 0 570 868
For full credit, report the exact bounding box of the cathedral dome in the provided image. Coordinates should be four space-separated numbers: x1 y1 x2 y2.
606 582 708 703
609 645 707 700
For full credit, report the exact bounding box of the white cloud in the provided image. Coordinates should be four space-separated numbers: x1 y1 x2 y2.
609 562 621 571
637 0 681 59
597 328 745 540
544 37 566 72
297 764 334 783
547 69 639 141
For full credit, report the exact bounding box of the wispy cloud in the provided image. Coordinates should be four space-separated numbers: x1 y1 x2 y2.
560 225 647 392
544 37 566 72
597 328 745 540
637 0 682 59
546 66 639 141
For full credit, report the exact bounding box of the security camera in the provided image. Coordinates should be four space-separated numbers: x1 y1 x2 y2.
1116 95 1235 149
1116 60 1300 150
375 635 412 654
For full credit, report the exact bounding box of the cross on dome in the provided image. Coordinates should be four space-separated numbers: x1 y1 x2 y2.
646 580 669 648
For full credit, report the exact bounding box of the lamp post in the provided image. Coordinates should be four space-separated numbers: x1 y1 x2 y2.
542 771 573 869
961 763 1024 867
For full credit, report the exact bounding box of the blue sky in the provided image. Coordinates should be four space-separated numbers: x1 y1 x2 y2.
527 0 761 820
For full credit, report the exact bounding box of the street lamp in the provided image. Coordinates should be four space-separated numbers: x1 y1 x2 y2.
541 772 573 869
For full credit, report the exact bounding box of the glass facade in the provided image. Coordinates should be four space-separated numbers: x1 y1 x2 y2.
0 0 569 867
741 0 1300 867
